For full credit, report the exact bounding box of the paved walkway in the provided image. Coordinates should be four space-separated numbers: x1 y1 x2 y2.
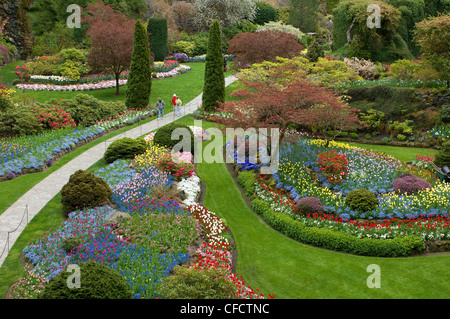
0 75 237 268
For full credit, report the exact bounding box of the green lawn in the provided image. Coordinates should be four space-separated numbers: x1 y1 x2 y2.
0 60 24 85
3 62 228 105
348 142 438 163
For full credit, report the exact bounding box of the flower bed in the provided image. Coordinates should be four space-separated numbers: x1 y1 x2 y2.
17 128 272 299
17 65 191 91
0 126 104 177
0 108 155 180
226 136 450 251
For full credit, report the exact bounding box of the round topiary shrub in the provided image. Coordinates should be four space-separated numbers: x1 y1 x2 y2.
153 122 195 154
295 197 324 214
392 174 432 195
61 170 113 218
37 261 133 299
104 137 147 164
61 236 84 253
157 265 237 299
345 188 379 212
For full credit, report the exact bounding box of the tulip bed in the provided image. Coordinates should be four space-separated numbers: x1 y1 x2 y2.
229 135 450 249
17 63 191 91
14 131 270 299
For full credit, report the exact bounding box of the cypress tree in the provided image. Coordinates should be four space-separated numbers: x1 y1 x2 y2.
289 0 319 33
202 20 225 112
147 18 168 61
126 20 152 109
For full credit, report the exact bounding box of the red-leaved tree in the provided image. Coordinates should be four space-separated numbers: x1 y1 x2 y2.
212 76 360 151
84 0 135 95
227 30 304 69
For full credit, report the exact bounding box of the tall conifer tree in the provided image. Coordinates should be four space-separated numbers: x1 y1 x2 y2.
202 20 225 112
126 20 152 109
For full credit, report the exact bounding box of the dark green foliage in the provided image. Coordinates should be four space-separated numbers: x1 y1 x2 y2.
332 0 415 62
251 199 425 257
306 40 324 62
424 0 450 16
389 0 425 57
147 18 168 62
441 105 450 123
222 20 257 40
158 265 237 299
346 85 419 121
434 141 450 168
289 0 319 33
202 20 225 112
47 94 125 127
61 170 113 218
253 2 279 25
102 0 147 19
347 35 372 60
61 236 84 253
38 261 133 299
345 189 379 212
29 0 88 36
0 106 43 138
322 0 341 13
0 96 13 113
126 20 152 109
237 170 256 196
153 122 195 154
104 137 147 164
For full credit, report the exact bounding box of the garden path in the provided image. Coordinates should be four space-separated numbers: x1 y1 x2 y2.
0 75 237 268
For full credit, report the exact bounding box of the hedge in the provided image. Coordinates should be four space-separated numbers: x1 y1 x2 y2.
251 199 425 257
147 18 168 62
236 170 257 196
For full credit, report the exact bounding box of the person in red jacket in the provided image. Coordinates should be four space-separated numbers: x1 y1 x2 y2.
171 94 177 109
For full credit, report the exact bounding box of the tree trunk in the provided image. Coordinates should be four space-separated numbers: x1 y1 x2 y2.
346 19 355 45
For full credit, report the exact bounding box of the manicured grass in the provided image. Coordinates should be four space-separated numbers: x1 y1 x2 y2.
0 60 25 85
347 142 438 163
195 133 450 299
